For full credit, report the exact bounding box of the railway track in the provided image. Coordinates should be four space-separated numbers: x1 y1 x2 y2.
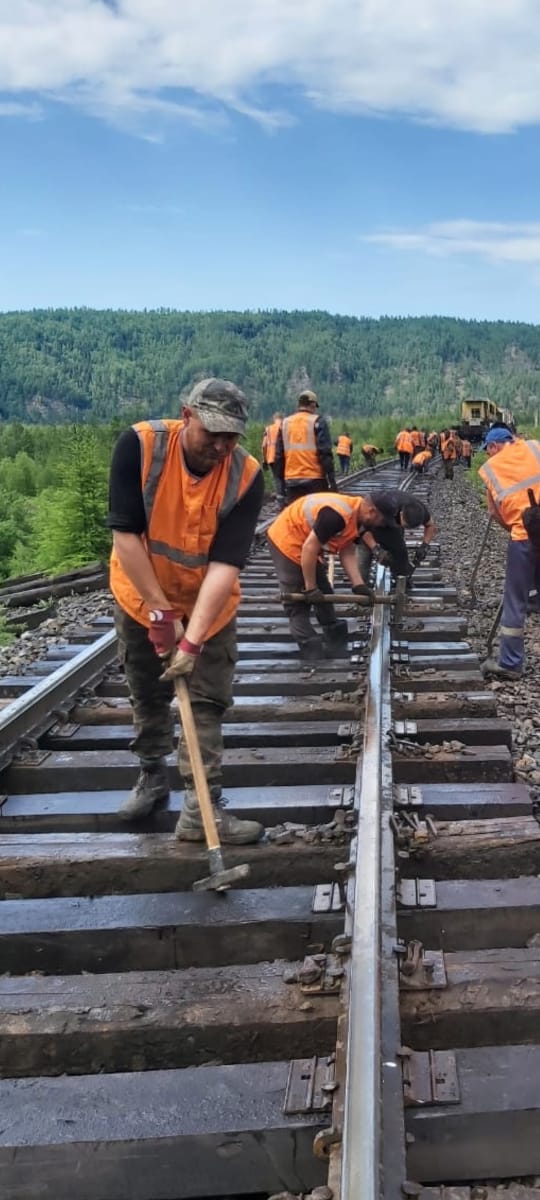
0 457 539 1200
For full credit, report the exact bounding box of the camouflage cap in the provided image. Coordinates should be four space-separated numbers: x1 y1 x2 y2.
186 378 249 434
298 389 319 407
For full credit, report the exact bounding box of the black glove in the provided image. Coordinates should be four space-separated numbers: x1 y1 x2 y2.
302 587 326 605
352 583 375 602
412 544 428 567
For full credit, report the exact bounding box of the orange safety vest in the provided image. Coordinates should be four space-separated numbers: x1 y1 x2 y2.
262 420 281 465
268 493 364 564
337 435 353 456
281 411 323 482
362 444 378 455
479 439 540 541
396 430 413 454
441 435 457 461
110 419 260 634
409 430 423 448
413 449 432 467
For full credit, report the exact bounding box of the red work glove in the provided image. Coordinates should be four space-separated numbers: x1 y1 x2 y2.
148 609 184 658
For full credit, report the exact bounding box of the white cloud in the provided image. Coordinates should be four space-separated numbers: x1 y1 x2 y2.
365 220 540 265
0 99 42 118
2 1 540 134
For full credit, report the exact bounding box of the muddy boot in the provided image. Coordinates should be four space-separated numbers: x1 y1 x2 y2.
298 636 325 663
119 759 170 820
481 657 523 681
175 792 263 844
322 619 349 655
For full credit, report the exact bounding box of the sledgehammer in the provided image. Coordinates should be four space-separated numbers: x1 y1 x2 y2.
174 677 250 893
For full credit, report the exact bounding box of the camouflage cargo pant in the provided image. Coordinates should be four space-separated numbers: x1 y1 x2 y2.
114 605 237 802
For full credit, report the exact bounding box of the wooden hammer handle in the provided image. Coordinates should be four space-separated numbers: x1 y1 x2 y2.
175 677 222 853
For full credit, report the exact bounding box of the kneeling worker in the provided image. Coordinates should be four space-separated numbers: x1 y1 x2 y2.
358 490 437 581
108 377 264 844
267 492 384 660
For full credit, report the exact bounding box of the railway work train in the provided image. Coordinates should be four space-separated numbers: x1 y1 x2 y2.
459 397 515 442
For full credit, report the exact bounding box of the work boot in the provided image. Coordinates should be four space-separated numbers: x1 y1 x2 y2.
481 657 523 681
175 794 263 844
322 620 349 655
119 759 170 820
298 636 325 663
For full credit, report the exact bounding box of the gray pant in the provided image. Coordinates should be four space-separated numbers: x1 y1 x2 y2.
266 540 337 646
114 605 236 802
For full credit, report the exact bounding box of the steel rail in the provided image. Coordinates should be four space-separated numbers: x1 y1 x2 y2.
339 562 389 1200
0 628 118 766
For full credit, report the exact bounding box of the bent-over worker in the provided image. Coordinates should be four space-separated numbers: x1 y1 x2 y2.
358 490 437 581
479 428 540 680
108 377 264 844
361 443 383 469
267 492 384 661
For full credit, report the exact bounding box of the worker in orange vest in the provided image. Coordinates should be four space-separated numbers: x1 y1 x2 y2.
479 428 540 679
108 377 264 844
262 412 284 497
409 426 424 451
274 390 337 506
267 492 383 660
411 448 433 474
427 431 439 452
361 443 383 469
335 431 353 474
395 428 414 471
461 438 472 468
440 430 457 479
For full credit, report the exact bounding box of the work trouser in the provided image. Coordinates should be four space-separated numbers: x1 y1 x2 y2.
114 605 236 802
499 541 540 671
443 458 454 479
358 526 412 582
338 454 351 474
398 451 410 471
269 463 285 498
267 540 337 647
284 478 328 506
361 453 376 469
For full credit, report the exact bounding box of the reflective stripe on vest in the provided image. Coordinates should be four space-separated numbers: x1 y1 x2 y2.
480 441 540 502
303 494 355 528
282 412 317 452
137 421 251 568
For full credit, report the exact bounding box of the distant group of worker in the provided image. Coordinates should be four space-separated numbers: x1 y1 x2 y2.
393 426 472 478
106 375 540 845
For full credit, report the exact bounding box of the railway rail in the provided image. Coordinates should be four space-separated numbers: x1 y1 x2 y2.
0 456 539 1200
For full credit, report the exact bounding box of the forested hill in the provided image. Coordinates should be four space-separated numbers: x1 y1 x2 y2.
2 308 540 423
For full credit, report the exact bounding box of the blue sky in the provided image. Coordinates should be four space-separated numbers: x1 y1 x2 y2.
2 1 540 321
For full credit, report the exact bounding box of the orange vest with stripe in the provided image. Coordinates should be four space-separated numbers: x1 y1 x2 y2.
268 493 363 564
441 435 457 460
409 430 423 448
110 419 260 634
479 439 540 541
263 420 281 465
282 411 323 481
396 430 413 453
413 449 432 467
337 435 352 456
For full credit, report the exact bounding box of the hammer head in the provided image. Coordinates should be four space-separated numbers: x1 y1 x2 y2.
193 862 250 893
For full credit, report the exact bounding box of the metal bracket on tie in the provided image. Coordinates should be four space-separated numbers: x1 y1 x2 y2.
392 691 415 703
394 784 423 810
394 940 447 990
397 878 437 909
337 721 361 741
392 648 410 664
312 883 344 914
399 1048 460 1107
350 654 365 667
48 722 80 739
327 785 354 809
393 719 418 737
283 1056 337 1115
